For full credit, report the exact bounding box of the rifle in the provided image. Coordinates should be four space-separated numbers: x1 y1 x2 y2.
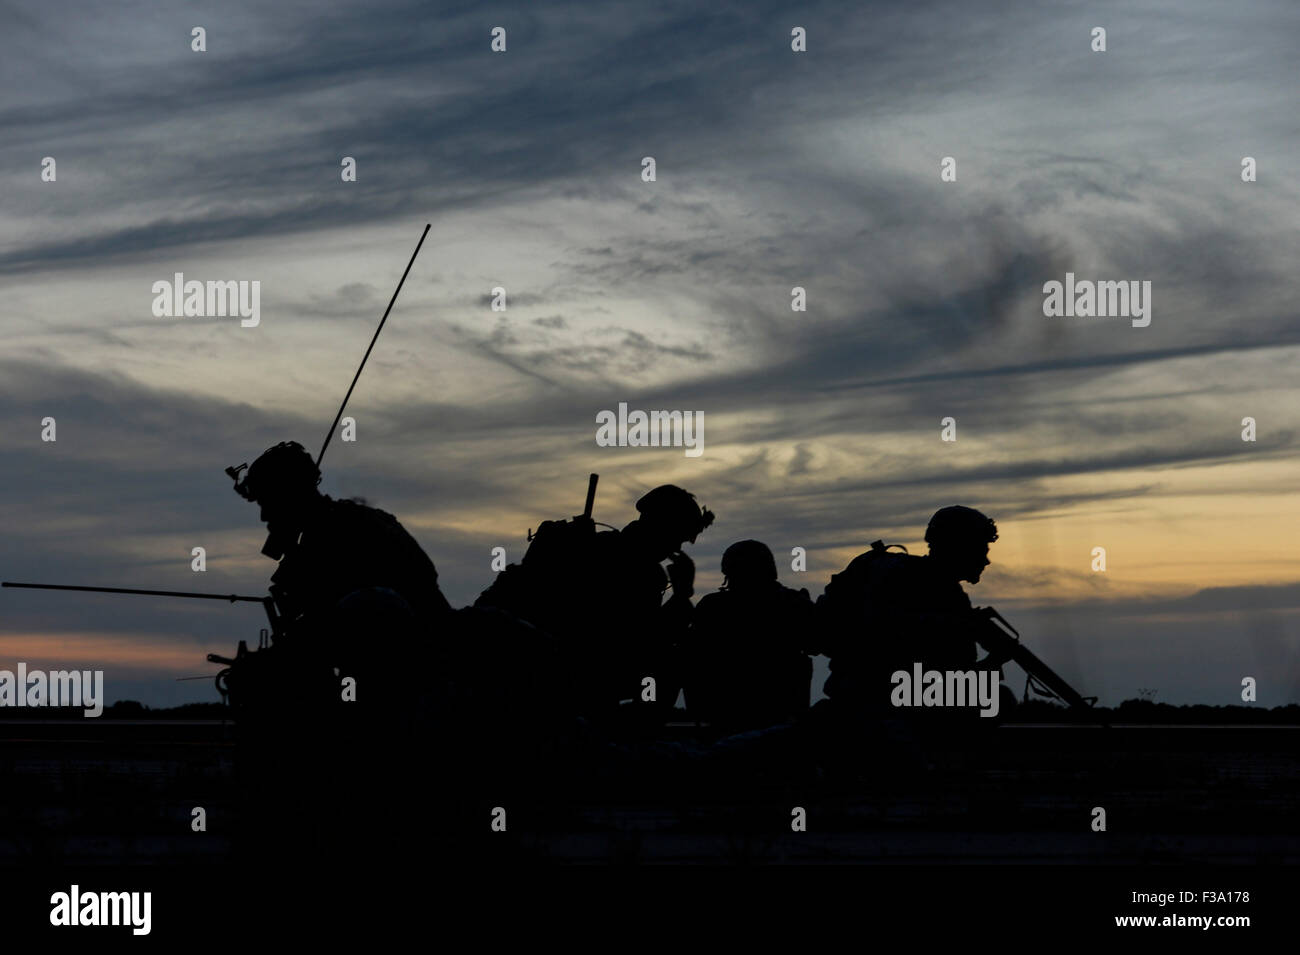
974 606 1099 714
1 581 286 704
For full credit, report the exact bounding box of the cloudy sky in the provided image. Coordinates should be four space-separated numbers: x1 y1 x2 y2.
2 0 1298 707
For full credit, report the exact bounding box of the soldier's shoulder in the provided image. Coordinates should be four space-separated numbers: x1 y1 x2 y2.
837 546 918 583
589 526 625 554
326 495 382 515
694 589 731 613
885 552 953 589
887 551 928 575
325 497 411 538
777 582 814 605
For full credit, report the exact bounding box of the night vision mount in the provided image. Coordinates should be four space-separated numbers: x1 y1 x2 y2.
225 462 254 500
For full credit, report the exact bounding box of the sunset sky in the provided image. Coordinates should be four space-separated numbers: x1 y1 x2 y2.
2 0 1298 707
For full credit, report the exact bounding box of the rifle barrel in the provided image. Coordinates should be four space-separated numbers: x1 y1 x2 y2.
982 608 1094 711
1007 642 1093 710
2 582 266 603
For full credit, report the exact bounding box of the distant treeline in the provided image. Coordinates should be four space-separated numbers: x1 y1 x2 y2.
2 698 1297 723
1005 698 1300 724
0 700 227 719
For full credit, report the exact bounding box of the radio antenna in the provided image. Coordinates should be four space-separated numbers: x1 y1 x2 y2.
316 222 431 469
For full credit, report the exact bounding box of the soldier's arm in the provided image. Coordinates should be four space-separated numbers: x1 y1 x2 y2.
787 587 819 656
661 587 694 632
661 551 695 629
903 608 987 663
968 607 1017 665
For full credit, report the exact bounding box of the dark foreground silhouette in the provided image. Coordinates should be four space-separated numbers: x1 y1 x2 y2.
6 450 1291 868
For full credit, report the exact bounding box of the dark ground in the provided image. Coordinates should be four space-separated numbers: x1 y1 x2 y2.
1 716 1295 866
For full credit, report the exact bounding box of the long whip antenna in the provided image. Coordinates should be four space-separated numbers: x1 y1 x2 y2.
316 222 431 468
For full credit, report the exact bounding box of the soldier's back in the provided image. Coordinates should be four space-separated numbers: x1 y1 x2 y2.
821 550 972 708
687 582 813 727
285 496 450 624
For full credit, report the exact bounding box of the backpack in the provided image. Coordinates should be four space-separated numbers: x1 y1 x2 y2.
814 539 910 657
474 514 604 624
477 473 604 618
522 515 599 570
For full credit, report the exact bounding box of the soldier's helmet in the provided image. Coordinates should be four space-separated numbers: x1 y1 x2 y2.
924 505 998 548
635 485 715 544
720 539 778 588
228 441 321 503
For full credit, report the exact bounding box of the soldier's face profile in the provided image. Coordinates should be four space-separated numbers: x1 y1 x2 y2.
652 537 682 562
644 521 688 561
961 543 991 583
256 488 294 526
935 540 991 583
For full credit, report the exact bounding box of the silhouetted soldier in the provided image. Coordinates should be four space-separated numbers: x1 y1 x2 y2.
817 505 999 723
232 441 451 641
227 440 452 863
684 540 815 730
476 483 714 725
